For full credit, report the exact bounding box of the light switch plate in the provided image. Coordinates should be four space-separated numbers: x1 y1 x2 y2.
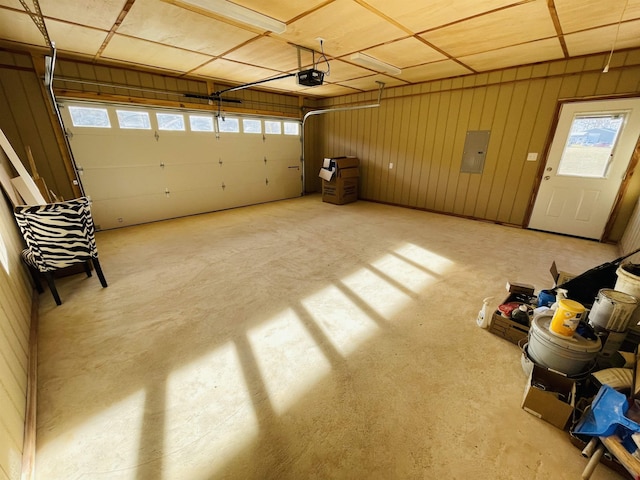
527 152 538 161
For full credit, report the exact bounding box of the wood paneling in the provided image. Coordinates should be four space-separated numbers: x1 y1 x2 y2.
317 48 640 239
0 152 33 480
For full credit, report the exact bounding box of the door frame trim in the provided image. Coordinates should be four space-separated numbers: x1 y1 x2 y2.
525 94 640 242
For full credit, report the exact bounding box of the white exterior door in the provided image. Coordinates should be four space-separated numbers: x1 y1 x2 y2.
529 98 640 240
58 101 302 229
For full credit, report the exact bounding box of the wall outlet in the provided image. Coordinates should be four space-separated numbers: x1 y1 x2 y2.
526 152 538 161
389 162 394 169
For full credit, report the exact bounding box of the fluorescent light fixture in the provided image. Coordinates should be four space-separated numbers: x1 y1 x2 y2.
179 0 286 33
350 52 401 75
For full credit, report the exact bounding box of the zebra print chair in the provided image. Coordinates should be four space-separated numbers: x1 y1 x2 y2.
14 197 107 305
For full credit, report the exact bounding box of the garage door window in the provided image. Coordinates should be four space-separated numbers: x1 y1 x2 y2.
218 117 240 133
243 119 261 134
68 106 111 128
116 110 151 129
157 113 185 131
189 115 214 132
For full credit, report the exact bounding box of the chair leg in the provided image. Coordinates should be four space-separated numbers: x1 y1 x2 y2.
83 261 93 277
43 272 62 305
92 258 108 288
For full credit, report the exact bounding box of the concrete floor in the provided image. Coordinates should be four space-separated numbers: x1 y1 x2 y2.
35 195 625 479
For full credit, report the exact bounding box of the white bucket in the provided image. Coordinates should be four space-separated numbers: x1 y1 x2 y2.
588 288 638 332
615 264 640 330
527 313 601 375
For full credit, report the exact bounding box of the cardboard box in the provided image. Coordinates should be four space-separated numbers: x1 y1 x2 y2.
488 293 535 345
522 364 576 430
550 261 576 287
321 157 359 205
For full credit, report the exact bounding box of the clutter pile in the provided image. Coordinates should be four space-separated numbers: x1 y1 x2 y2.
482 250 640 479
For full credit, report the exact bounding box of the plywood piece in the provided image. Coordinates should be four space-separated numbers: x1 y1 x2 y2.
192 58 281 84
46 20 109 55
365 0 520 33
224 36 302 72
120 0 257 56
0 9 47 47
362 37 446 69
564 20 640 57
339 74 407 91
230 0 329 22
459 39 565 73
276 0 406 57
40 0 129 30
101 35 211 73
554 0 640 34
399 61 472 83
0 129 46 205
422 2 557 58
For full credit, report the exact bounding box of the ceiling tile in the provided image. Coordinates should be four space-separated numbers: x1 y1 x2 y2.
223 37 301 72
0 9 48 47
565 19 640 56
192 58 282 84
399 60 472 83
40 0 128 30
276 0 407 57
227 0 329 22
458 38 564 72
555 0 640 34
101 34 211 73
322 59 374 83
338 73 408 92
422 1 557 57
46 20 108 55
119 0 257 56
298 83 361 97
364 0 522 33
359 37 446 69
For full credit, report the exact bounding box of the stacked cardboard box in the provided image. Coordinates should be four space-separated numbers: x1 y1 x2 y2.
319 157 359 205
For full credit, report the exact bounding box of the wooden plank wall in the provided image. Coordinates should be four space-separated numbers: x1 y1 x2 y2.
0 151 33 480
313 48 640 240
0 51 72 201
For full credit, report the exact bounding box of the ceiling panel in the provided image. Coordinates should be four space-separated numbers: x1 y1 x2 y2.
555 0 640 33
297 83 361 97
399 60 472 83
338 73 408 91
192 58 282 84
230 0 329 22
360 37 446 69
223 36 302 72
0 9 47 47
459 38 564 72
565 20 640 56
45 21 108 56
101 35 211 73
423 1 557 58
321 59 375 83
119 0 258 56
276 0 407 57
363 0 522 33
40 0 128 30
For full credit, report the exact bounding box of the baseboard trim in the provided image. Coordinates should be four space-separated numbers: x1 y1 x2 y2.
21 292 38 480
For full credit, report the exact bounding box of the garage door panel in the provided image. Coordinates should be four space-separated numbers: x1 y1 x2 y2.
59 101 302 229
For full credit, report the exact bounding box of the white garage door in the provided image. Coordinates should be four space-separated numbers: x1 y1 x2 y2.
58 101 302 230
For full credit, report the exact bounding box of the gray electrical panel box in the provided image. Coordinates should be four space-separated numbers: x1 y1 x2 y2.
460 130 490 174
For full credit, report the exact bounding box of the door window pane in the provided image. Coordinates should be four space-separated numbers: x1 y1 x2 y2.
68 106 111 128
116 110 151 129
189 115 214 132
242 119 262 134
557 114 625 178
157 113 185 131
265 120 281 134
218 117 240 132
284 122 300 136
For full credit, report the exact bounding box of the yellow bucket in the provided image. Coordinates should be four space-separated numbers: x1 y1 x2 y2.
549 299 586 337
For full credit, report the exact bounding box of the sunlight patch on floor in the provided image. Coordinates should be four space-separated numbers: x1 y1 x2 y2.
248 309 332 415
301 284 380 356
340 266 412 320
370 250 437 293
394 243 454 275
37 390 146 478
164 341 259 479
